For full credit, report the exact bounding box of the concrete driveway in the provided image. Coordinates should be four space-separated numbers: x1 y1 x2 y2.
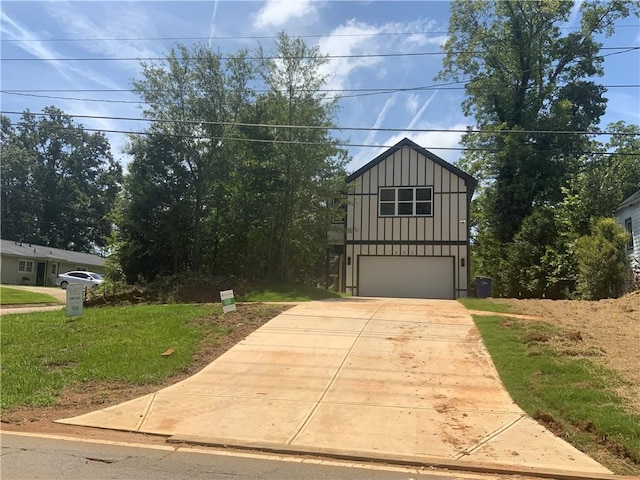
57 298 611 476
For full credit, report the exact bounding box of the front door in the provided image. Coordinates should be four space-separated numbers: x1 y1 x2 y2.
36 262 46 286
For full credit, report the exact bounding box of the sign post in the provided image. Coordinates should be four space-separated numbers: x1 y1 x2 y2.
66 284 84 317
220 289 236 313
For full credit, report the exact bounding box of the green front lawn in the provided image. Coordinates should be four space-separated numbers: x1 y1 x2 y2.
0 286 60 305
457 297 513 313
1 304 218 409
473 315 640 474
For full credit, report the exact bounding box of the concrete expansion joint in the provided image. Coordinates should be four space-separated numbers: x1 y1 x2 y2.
455 414 526 459
136 393 158 431
285 301 388 446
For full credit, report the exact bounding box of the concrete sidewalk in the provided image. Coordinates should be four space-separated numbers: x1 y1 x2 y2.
57 298 611 477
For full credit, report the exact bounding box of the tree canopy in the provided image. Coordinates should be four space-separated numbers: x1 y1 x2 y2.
1 107 122 252
115 34 347 283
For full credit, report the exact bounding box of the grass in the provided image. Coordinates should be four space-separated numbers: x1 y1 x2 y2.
457 297 514 313
0 286 61 306
238 281 341 302
473 315 640 474
0 304 218 409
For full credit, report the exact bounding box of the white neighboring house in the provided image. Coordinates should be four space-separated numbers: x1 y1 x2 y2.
615 189 640 266
0 239 106 287
330 138 477 299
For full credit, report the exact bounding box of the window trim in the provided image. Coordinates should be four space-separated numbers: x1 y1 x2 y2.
17 259 34 274
378 186 433 217
624 217 634 251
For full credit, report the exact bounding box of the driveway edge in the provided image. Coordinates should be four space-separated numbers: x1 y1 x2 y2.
167 435 626 480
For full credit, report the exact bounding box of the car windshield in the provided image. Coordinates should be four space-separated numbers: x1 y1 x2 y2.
88 273 103 280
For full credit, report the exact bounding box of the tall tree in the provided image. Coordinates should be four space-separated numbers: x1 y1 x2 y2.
438 0 637 242
256 32 348 280
131 44 228 271
0 108 122 252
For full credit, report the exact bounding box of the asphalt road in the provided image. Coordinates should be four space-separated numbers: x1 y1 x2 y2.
1 433 506 480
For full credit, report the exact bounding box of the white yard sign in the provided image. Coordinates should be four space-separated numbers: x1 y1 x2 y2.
66 284 84 317
220 289 236 313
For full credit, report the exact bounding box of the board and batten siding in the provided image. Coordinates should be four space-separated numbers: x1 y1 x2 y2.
345 144 473 298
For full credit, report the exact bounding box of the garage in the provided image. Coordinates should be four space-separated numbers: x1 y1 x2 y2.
358 256 454 299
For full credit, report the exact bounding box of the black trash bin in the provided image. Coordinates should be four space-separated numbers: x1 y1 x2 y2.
476 276 493 298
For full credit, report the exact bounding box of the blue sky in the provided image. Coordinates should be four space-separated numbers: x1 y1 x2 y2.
1 1 639 172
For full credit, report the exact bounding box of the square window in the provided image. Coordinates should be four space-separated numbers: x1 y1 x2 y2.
416 202 432 215
380 203 395 216
398 189 413 201
416 188 432 201
379 189 395 201
398 203 413 215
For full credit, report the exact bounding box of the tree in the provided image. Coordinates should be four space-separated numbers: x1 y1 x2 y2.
256 32 348 281
560 121 640 236
0 108 122 252
575 218 630 299
439 0 638 243
117 37 347 284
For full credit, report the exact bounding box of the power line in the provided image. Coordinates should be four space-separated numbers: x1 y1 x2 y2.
3 82 638 104
4 82 639 94
0 114 637 156
2 46 638 62
2 109 638 137
2 24 639 43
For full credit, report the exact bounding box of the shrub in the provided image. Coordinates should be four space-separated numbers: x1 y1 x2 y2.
575 218 630 300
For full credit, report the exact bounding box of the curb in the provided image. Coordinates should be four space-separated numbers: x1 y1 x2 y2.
167 435 626 480
0 302 62 309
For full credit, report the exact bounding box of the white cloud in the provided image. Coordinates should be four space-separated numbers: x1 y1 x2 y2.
0 11 121 90
405 94 420 114
45 2 162 66
317 17 448 97
253 0 317 30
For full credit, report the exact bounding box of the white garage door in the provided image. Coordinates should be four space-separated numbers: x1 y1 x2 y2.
358 256 454 299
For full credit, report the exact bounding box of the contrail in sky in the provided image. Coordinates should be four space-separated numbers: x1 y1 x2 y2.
208 0 219 49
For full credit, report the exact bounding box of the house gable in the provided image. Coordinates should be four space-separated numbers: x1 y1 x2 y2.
347 138 478 194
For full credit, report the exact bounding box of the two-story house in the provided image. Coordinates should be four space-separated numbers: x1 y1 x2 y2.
331 138 477 299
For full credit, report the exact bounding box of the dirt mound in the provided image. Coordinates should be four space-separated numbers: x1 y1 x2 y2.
87 276 251 307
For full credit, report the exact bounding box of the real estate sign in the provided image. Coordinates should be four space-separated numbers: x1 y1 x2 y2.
66 284 84 316
220 289 236 313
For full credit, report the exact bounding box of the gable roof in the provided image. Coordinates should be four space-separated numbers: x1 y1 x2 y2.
0 239 106 267
617 189 640 211
346 138 478 193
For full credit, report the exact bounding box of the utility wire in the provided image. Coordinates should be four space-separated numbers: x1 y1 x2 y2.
2 24 639 43
0 120 636 156
2 109 638 137
2 46 638 62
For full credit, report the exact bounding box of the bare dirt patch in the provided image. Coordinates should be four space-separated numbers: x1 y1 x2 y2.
501 291 640 411
1 303 290 444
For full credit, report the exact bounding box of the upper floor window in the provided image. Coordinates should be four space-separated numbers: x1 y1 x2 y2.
379 187 432 217
625 217 634 250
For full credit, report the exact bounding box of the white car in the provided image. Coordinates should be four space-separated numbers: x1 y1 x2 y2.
56 271 104 289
